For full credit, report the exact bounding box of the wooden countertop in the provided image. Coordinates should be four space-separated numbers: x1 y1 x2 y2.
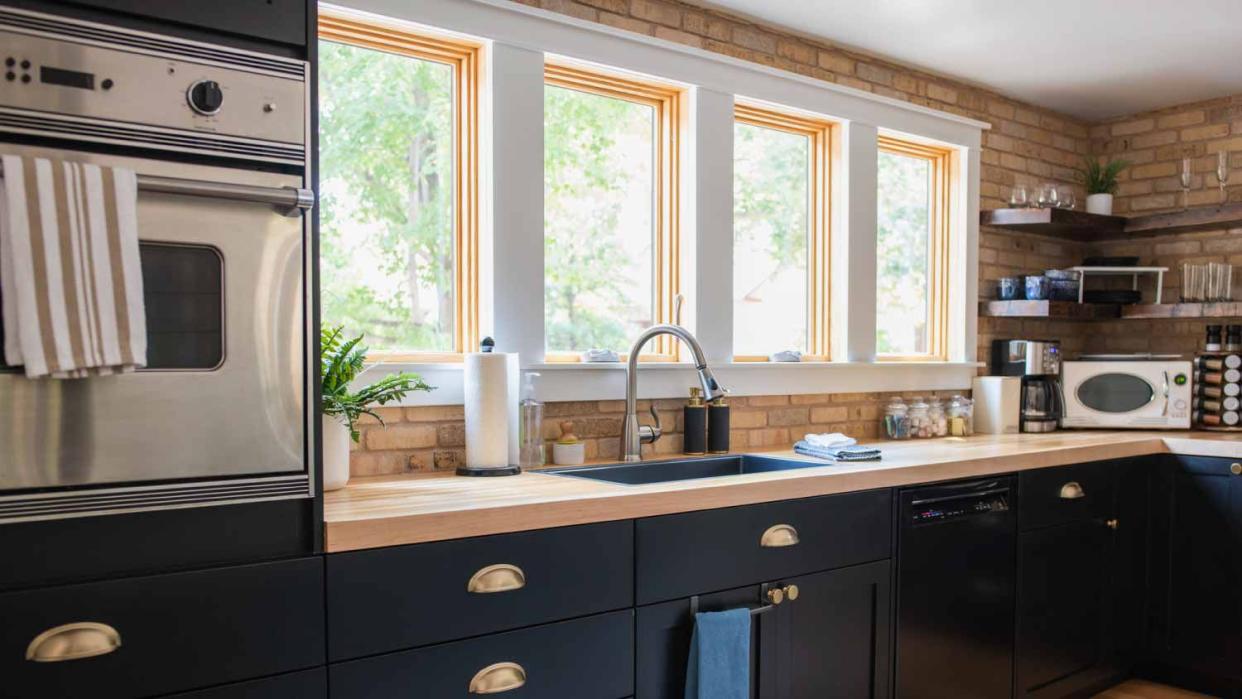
323 431 1242 552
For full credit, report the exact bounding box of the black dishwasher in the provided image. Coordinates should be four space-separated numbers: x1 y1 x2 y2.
896 478 1017 699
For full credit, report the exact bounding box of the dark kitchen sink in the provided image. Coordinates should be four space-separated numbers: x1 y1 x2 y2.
545 454 824 485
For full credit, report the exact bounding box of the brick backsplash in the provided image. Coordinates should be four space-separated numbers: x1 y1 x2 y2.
350 391 968 478
346 0 1242 477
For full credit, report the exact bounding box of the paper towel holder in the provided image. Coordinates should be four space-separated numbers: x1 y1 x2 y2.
458 337 523 477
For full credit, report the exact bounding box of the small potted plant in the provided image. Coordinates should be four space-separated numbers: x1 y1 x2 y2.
1079 156 1130 216
321 325 433 491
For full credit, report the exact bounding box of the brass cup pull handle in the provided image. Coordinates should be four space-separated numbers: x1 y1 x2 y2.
1105 519 1119 531
760 524 800 548
26 622 121 663
469 661 527 694
467 564 526 594
1059 481 1086 500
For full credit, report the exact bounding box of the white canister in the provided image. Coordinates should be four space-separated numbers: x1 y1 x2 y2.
322 414 351 492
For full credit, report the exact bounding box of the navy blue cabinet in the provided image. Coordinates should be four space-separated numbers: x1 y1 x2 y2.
0 557 325 699
1148 455 1242 696
326 520 633 661
1014 458 1151 699
634 492 893 699
330 611 634 699
161 668 327 699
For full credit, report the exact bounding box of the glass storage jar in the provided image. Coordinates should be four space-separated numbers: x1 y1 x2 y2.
908 397 933 438
883 397 910 440
928 397 949 437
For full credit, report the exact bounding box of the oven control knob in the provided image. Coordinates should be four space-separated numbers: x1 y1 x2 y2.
187 80 224 116
1174 399 1187 411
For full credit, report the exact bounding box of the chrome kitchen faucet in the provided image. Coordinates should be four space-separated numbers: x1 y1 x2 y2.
621 325 726 462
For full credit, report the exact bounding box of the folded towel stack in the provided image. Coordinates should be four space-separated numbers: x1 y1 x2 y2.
0 155 146 378
794 433 881 462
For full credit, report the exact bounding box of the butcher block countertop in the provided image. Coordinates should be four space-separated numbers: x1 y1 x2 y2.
323 431 1242 552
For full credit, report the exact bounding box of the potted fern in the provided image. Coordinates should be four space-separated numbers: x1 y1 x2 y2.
1079 156 1130 215
321 325 433 491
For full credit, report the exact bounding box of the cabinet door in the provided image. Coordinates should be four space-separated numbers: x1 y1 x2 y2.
635 585 777 699
1015 519 1110 698
1157 456 1242 690
771 561 892 699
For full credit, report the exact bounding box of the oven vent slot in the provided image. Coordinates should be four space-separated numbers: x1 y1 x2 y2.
0 476 311 523
0 109 304 165
0 7 305 79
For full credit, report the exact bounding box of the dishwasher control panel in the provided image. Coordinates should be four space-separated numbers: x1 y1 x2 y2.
910 492 1009 524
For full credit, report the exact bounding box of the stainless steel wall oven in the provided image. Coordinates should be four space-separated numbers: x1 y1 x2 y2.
0 6 313 523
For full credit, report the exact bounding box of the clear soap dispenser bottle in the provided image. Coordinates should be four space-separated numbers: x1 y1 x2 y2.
519 372 545 468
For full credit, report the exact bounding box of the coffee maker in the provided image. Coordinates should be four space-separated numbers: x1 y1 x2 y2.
990 339 1063 433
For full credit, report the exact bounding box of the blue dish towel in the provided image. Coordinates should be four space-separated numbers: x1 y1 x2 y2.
794 440 882 462
684 608 750 699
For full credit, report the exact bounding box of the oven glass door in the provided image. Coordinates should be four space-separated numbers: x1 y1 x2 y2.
1075 372 1156 413
0 146 305 491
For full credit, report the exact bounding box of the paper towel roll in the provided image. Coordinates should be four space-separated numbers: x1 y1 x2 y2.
464 352 520 469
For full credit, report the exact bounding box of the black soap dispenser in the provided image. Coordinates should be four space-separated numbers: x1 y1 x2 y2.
683 387 707 455
707 394 730 454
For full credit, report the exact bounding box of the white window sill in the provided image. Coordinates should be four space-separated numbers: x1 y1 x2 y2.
355 360 983 406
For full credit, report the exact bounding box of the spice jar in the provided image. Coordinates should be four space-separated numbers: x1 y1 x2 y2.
948 395 974 436
883 397 910 440
928 397 949 437
908 397 933 438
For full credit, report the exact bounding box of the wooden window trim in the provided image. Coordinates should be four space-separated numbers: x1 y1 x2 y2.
732 103 833 362
318 12 480 362
543 62 683 363
876 135 953 362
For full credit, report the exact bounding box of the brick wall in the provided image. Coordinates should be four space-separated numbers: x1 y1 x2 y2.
344 0 1236 477
349 390 969 477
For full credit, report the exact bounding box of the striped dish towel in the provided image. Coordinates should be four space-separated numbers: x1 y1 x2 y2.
0 155 146 378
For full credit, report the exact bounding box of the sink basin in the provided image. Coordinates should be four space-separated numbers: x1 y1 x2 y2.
545 454 824 485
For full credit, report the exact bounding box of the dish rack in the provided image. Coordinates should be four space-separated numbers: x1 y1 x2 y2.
1193 351 1242 431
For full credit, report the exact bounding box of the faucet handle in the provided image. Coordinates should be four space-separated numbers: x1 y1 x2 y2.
639 405 663 444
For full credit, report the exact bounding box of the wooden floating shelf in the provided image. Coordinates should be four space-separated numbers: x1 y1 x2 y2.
981 300 1119 319
981 203 1242 241
982 300 1242 320
1120 302 1242 319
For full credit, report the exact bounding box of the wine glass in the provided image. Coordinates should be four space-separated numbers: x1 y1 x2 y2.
1180 157 1193 210
1037 183 1057 209
1218 151 1230 205
1058 190 1076 210
1009 184 1029 208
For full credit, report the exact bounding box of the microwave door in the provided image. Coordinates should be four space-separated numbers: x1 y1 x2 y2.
1074 372 1157 415
0 160 305 491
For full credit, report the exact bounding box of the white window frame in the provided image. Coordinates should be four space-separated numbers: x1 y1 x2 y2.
323 0 985 406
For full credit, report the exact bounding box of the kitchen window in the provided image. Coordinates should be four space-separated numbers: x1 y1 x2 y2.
543 63 682 361
876 135 952 360
317 13 479 360
732 103 832 361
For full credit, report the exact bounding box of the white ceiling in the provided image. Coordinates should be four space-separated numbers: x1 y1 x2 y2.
698 0 1242 121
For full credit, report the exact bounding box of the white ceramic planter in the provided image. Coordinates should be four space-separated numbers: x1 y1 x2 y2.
1085 193 1114 216
322 414 351 492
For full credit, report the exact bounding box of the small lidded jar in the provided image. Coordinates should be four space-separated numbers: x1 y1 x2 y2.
947 395 974 436
908 397 933 439
883 397 910 440
928 397 949 437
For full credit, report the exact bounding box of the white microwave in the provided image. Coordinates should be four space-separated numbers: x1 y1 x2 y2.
1061 361 1192 429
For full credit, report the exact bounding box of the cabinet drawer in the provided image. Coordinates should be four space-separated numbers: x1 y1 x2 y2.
1020 461 1115 530
162 668 326 699
329 610 634 699
326 520 633 660
636 489 891 604
0 557 324 699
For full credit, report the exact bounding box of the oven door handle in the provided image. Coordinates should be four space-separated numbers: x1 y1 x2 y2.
0 163 314 217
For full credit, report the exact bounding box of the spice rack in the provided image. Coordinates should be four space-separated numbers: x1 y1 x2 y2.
1193 351 1242 431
